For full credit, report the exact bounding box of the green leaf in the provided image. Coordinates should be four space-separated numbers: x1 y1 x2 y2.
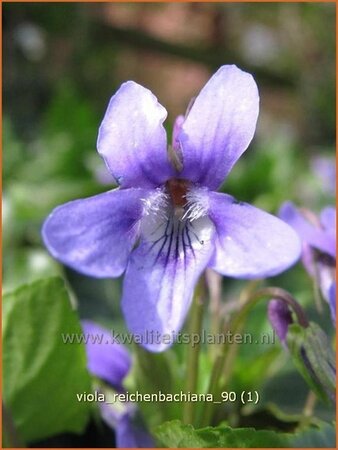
155 420 336 448
3 277 92 443
155 420 209 448
154 420 289 448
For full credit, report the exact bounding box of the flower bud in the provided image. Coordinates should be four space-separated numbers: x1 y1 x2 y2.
267 299 293 346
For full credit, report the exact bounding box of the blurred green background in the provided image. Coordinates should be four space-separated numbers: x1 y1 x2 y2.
2 2 336 447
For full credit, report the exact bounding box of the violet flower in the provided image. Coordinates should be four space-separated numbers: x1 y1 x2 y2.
311 155 336 196
100 402 154 449
81 320 131 391
279 202 336 324
43 65 301 351
82 320 153 448
268 299 293 347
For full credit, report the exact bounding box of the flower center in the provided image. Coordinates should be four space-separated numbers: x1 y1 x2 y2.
166 178 191 208
140 185 214 261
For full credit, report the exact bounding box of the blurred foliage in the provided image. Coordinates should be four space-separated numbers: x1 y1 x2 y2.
154 419 336 448
2 2 335 447
3 277 92 444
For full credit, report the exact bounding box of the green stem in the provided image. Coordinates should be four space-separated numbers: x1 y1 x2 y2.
206 270 223 360
312 260 324 314
207 270 222 338
298 390 317 429
182 277 206 425
201 287 308 426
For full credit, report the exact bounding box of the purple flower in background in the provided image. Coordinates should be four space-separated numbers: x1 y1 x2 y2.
100 402 154 449
82 320 153 448
280 202 336 324
311 155 336 196
81 320 131 391
43 65 301 351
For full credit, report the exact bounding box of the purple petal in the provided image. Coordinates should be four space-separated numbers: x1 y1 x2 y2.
311 155 336 195
81 320 131 389
121 215 215 352
301 244 316 277
101 403 154 448
178 65 259 189
42 188 148 278
268 299 293 345
320 206 336 238
97 81 174 189
329 283 336 325
280 202 336 258
317 256 336 307
172 114 185 152
115 411 154 448
207 192 301 278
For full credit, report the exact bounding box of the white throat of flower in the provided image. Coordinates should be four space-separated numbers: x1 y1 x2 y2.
140 186 214 259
